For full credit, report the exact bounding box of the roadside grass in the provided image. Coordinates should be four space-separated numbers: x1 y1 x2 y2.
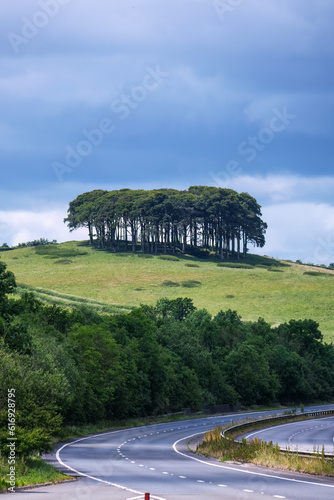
196 426 334 477
0 454 73 491
2 241 334 341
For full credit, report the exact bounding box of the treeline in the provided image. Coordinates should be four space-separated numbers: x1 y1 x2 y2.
64 187 267 258
1 261 334 456
0 238 57 251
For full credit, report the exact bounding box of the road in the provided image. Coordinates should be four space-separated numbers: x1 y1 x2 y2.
7 405 334 500
240 416 334 455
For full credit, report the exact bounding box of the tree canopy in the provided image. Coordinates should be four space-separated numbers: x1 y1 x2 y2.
64 187 267 258
1 261 334 458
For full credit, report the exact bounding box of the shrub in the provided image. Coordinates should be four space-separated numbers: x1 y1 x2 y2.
162 280 180 287
185 263 200 268
267 268 283 273
181 280 202 288
303 271 333 277
54 259 73 265
217 262 253 269
35 245 87 259
226 294 235 298
158 255 180 261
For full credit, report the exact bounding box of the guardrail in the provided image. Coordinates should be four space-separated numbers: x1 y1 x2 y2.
221 408 334 457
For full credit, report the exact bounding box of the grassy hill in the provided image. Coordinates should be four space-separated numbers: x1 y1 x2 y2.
1 241 334 342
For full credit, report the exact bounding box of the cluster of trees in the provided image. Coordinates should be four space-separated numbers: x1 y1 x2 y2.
1 261 333 456
64 187 267 258
0 239 57 252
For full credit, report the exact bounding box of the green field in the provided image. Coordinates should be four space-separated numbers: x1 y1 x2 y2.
1 241 334 342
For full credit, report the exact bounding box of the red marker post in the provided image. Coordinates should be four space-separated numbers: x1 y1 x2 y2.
145 495 150 500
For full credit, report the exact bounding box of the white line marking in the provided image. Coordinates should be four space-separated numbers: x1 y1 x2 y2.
56 434 166 500
173 432 334 489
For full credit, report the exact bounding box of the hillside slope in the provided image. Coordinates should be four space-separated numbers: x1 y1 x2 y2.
1 241 334 342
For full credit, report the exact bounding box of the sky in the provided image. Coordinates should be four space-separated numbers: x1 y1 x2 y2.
1 0 334 264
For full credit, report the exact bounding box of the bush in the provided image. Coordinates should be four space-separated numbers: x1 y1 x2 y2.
181 280 202 288
217 262 253 269
303 271 333 277
35 246 87 259
185 263 200 268
161 280 180 287
54 259 73 265
158 255 180 261
267 268 283 273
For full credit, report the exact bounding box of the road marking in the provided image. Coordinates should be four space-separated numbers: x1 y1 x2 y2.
173 432 334 489
56 434 165 499
273 496 286 499
179 475 186 478
218 484 227 487
243 489 254 492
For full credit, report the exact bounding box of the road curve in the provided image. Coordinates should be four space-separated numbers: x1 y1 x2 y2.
7 405 334 500
240 416 334 455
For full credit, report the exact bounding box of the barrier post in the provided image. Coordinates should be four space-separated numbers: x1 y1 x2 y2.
145 494 150 500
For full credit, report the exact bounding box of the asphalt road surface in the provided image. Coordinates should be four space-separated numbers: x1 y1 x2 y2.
240 416 334 455
7 405 334 500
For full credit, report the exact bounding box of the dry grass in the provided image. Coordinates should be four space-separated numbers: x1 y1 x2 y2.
197 427 334 476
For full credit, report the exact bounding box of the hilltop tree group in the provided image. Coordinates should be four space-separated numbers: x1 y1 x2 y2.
64 187 267 258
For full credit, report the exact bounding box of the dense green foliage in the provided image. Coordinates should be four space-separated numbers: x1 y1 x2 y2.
0 261 333 456
64 186 267 258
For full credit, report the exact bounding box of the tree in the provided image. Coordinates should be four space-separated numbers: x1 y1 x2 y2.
64 187 267 258
224 344 279 405
0 261 16 315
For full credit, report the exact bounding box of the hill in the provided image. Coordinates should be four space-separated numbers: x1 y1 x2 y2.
1 241 334 342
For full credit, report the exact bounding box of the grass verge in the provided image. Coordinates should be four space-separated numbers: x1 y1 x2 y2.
0 454 74 491
196 425 334 477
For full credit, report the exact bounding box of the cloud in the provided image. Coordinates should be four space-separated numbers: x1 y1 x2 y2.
260 202 334 266
211 174 334 205
0 209 87 247
0 0 333 265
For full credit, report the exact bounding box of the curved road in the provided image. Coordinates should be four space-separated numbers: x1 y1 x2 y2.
240 416 334 455
8 405 334 500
